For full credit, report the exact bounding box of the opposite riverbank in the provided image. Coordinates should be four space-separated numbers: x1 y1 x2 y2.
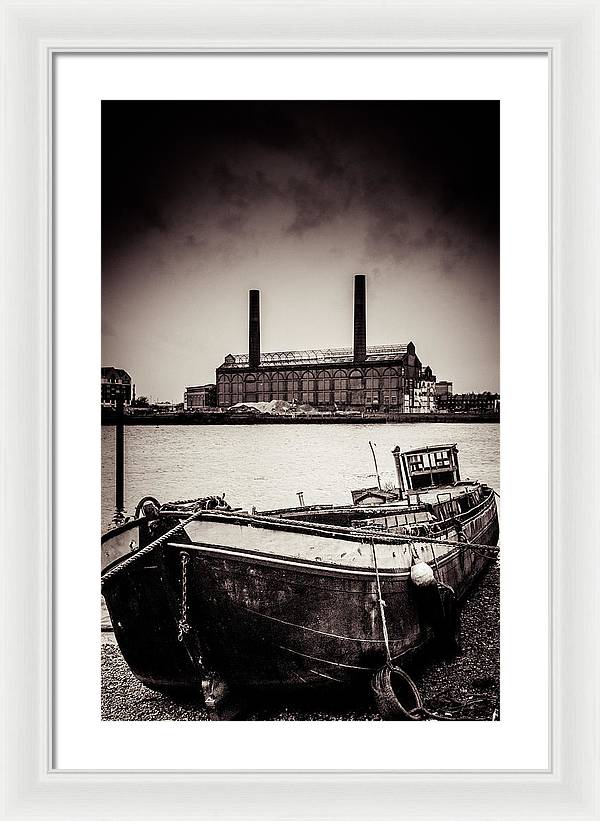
101 562 499 721
101 410 500 426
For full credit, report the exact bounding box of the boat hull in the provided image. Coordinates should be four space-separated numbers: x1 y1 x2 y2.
102 492 498 696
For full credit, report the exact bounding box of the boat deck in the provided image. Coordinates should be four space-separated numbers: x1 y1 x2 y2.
360 482 481 509
402 481 482 506
182 518 453 571
265 482 483 518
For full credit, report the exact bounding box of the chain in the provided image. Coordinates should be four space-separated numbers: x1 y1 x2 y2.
177 551 191 642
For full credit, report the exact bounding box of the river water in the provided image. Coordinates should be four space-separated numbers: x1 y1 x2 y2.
101 422 500 531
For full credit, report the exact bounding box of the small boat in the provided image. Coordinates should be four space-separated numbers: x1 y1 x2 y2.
101 444 499 718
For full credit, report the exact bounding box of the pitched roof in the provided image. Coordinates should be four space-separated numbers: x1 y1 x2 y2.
101 366 131 382
219 344 410 369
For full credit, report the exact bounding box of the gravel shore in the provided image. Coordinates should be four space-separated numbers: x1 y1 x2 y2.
101 562 499 721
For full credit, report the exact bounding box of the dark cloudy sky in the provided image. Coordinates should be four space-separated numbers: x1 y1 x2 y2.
102 100 499 401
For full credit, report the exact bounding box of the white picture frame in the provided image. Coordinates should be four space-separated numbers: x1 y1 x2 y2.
1 1 598 818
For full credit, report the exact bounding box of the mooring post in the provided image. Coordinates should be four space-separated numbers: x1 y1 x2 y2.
115 397 124 513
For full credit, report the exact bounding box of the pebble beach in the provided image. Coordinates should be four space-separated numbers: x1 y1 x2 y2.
101 562 499 722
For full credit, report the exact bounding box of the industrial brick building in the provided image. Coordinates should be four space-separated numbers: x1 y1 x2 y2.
216 275 436 412
184 384 217 410
435 380 453 397
101 366 132 407
436 391 500 415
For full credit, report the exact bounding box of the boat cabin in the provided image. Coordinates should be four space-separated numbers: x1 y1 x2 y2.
350 487 399 506
393 444 461 497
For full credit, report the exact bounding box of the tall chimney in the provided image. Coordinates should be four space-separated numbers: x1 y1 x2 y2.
353 274 367 363
249 289 261 370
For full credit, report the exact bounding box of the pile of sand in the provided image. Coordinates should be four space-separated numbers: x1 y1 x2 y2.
228 400 318 416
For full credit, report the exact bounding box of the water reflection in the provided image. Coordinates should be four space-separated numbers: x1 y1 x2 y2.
109 507 128 527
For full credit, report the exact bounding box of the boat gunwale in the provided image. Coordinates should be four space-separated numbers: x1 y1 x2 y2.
167 538 462 578
170 509 499 582
172 485 496 546
100 488 497 579
100 516 143 543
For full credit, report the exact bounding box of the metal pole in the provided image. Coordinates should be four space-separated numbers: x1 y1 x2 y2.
115 397 124 513
369 440 382 489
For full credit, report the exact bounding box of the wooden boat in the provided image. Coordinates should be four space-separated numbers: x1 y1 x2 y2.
101 444 499 715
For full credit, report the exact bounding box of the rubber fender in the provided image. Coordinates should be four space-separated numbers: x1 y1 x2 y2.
371 664 423 721
410 560 436 587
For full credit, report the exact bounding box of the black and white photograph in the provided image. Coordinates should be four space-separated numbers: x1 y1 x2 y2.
100 99 500 722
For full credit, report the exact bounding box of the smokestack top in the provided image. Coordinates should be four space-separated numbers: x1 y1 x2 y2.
353 274 367 363
248 289 261 370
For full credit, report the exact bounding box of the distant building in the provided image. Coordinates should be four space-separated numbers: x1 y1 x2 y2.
152 401 182 414
101 367 132 407
184 384 217 410
435 381 453 396
216 275 436 412
436 391 500 415
413 366 437 413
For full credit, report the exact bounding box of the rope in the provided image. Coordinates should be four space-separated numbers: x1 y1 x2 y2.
101 509 204 589
455 532 500 560
161 494 230 511
357 524 500 558
370 537 391 662
370 537 471 722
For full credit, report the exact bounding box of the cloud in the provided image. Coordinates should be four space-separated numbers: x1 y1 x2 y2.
285 177 339 235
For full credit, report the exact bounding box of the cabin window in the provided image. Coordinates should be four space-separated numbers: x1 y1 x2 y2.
408 454 424 471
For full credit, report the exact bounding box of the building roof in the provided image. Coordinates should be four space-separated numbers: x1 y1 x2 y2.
101 366 131 382
219 344 412 369
393 443 457 456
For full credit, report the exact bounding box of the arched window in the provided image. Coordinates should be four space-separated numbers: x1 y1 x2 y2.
286 371 301 403
381 368 395 407
348 368 364 406
317 371 332 405
257 372 272 401
218 374 232 406
365 368 381 406
301 371 316 404
231 374 244 403
333 369 348 405
365 368 380 391
272 371 286 399
244 372 258 402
